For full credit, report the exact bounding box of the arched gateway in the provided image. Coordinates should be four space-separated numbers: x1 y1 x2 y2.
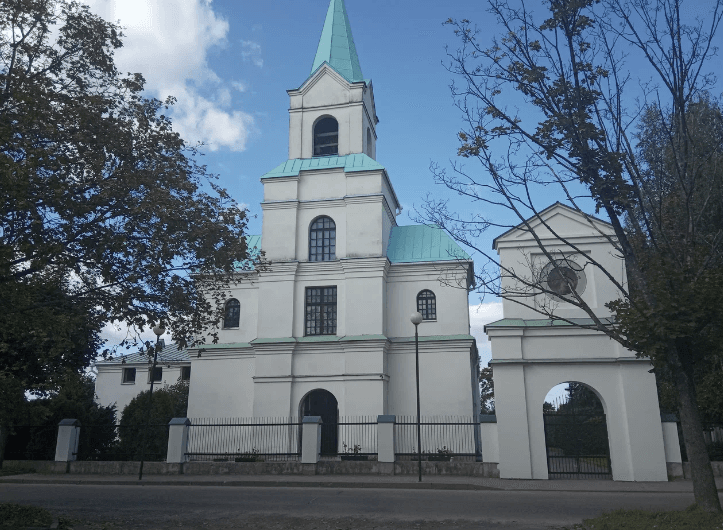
543 382 612 480
300 389 338 455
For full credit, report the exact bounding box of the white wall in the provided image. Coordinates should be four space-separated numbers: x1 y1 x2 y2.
95 364 189 419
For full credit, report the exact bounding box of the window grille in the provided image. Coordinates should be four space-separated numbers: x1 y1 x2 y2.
309 216 336 262
224 299 240 328
417 290 437 321
314 117 339 156
305 286 337 336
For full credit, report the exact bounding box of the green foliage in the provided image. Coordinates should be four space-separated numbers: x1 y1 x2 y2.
567 504 723 529
0 503 53 528
0 0 253 411
479 366 495 414
117 381 189 461
2 372 116 462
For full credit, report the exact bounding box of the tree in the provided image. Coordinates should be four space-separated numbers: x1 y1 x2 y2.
479 366 496 414
1 372 116 465
426 0 723 511
118 381 189 461
0 2 253 409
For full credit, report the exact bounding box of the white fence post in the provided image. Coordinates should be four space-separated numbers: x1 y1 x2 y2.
377 415 395 463
301 416 322 464
479 414 499 463
55 419 81 462
167 418 191 463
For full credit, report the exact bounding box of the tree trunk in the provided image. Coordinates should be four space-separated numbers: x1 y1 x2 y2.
670 347 722 512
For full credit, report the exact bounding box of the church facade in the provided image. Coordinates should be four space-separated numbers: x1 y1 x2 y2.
184 0 479 423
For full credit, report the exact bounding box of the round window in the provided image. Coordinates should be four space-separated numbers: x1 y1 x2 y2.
541 259 587 299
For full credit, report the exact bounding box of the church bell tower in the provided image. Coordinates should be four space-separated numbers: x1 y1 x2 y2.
286 0 379 160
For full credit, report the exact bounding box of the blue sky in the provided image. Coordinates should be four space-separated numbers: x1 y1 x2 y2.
87 0 721 367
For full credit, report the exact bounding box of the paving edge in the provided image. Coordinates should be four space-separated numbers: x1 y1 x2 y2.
1 477 718 493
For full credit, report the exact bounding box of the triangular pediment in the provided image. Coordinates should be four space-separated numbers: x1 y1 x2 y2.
295 62 354 97
493 202 614 249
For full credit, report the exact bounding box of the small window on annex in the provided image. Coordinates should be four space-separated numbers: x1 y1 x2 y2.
180 366 191 382
417 290 437 321
224 299 240 328
148 367 162 383
122 368 136 384
314 117 339 156
305 286 337 336
309 216 336 262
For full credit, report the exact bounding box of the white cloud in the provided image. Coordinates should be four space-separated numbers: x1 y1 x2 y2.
232 80 249 93
241 40 263 68
86 0 255 151
469 302 503 367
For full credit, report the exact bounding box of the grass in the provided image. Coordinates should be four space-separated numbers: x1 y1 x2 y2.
565 504 723 529
0 503 52 528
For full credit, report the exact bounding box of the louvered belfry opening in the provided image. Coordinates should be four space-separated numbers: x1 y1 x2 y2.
314 117 339 156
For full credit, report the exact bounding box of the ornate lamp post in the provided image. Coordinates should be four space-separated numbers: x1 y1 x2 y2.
138 324 166 481
410 311 423 482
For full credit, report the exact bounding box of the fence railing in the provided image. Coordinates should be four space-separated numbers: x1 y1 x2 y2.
327 416 378 458
3 425 58 461
75 424 169 462
394 415 479 460
678 422 723 462
186 417 302 462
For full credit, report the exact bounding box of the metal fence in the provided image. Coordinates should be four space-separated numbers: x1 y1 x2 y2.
394 416 479 461
3 425 58 461
678 422 723 462
75 424 169 461
186 417 302 462
326 416 377 459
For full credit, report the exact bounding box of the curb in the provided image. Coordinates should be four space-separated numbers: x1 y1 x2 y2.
1 477 717 493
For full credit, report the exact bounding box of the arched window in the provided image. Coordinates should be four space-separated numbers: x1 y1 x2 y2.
309 216 336 261
224 299 240 328
417 290 436 321
366 127 373 157
314 117 338 156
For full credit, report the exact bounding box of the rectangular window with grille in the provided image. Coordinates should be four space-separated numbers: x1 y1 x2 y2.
305 286 337 336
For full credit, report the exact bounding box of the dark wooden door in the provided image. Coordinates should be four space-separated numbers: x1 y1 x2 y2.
301 389 338 455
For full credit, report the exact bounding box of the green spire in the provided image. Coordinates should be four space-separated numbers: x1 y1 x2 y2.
311 0 364 83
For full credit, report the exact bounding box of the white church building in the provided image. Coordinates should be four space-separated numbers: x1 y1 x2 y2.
93 0 681 481
183 0 479 423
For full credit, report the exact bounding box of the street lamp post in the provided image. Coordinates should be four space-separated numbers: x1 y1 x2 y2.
138 324 165 481
410 311 423 483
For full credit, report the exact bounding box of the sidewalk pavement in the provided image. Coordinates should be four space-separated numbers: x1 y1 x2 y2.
2 472 722 493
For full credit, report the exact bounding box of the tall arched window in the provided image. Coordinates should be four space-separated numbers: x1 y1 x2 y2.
224 299 240 328
309 216 336 261
314 117 338 156
417 290 436 321
366 127 373 157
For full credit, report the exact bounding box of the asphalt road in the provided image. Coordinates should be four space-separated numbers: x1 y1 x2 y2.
0 483 711 529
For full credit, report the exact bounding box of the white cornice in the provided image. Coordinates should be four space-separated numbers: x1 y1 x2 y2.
490 356 649 365
253 373 389 384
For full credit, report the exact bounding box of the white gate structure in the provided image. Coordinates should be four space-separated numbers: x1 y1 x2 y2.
485 204 669 481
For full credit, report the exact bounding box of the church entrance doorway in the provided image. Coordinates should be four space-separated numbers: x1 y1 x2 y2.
543 382 612 480
301 389 338 455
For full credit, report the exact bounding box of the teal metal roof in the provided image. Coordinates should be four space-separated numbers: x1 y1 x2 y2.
234 234 261 271
387 225 471 263
261 154 384 179
311 0 364 83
